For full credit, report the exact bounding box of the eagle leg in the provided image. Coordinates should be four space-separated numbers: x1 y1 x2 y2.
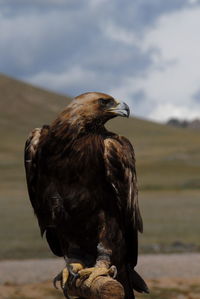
76 242 117 287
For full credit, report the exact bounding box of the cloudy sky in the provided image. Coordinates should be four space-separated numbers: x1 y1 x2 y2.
1 0 200 121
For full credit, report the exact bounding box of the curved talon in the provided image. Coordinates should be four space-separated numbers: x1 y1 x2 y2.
53 272 62 289
53 267 70 290
53 268 71 299
109 265 117 279
53 263 83 291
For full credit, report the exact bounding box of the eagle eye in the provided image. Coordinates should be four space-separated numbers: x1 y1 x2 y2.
99 98 115 108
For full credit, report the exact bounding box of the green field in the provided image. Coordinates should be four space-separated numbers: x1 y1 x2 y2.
1 189 200 259
0 74 200 259
139 190 200 253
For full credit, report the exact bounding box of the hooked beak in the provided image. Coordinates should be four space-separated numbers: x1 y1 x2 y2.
108 101 130 118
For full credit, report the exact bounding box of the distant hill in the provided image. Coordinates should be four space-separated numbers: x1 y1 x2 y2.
167 118 200 130
0 73 71 194
1 73 200 193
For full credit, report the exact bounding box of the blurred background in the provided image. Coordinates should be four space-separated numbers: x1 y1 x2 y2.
0 0 200 298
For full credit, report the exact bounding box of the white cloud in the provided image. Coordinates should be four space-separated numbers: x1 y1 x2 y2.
111 6 200 121
28 66 98 93
188 0 200 4
102 22 140 46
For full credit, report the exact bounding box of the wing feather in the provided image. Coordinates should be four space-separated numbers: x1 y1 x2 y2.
24 125 63 256
104 136 143 232
104 136 143 266
24 127 42 212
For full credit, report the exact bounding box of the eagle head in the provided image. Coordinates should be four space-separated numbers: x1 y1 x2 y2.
53 92 130 134
70 92 130 125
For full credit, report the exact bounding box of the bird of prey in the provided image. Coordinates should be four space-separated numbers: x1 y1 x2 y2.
24 92 149 299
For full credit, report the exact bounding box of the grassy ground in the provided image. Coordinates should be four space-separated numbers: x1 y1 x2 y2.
1 189 200 259
139 190 200 253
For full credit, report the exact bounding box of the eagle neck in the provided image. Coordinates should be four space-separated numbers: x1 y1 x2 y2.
51 112 108 144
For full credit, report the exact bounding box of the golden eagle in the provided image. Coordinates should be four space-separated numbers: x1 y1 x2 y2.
24 92 148 299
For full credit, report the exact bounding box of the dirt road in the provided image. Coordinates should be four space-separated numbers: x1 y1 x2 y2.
0 253 200 284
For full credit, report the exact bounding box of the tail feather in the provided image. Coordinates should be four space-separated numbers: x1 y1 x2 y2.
127 265 149 294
